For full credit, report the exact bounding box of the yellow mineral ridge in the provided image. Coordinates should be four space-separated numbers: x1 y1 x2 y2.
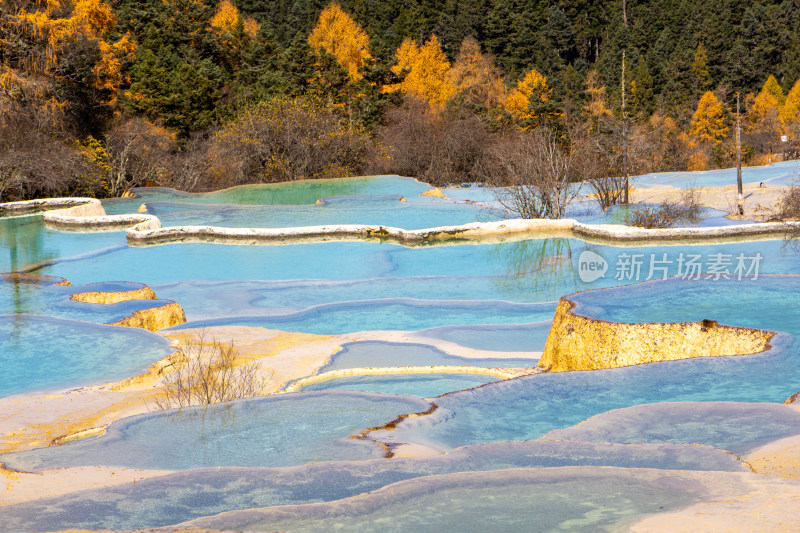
538 297 774 372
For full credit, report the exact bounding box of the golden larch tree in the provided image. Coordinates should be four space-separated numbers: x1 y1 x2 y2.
747 75 784 131
12 0 137 107
388 35 453 110
584 70 612 131
308 3 371 81
448 36 504 109
689 91 728 143
781 78 800 133
503 68 555 125
210 0 259 38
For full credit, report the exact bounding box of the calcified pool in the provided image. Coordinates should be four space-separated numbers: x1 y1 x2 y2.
2 168 800 531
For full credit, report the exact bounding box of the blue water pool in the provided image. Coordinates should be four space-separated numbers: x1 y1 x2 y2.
632 160 800 189
316 342 537 371
0 391 432 470
0 315 174 397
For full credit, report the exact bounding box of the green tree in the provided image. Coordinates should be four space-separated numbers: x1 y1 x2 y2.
692 42 711 95
630 55 654 120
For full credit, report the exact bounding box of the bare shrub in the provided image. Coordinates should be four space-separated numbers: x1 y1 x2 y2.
371 98 494 186
778 185 800 220
102 118 177 195
0 109 96 201
627 187 702 228
778 184 800 244
153 333 270 410
486 127 583 219
204 97 371 188
585 116 665 210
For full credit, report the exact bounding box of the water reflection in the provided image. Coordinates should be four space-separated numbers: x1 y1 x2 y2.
0 216 58 317
0 216 55 272
493 238 586 300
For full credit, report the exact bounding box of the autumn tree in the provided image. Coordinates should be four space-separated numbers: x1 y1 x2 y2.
503 68 558 127
687 91 728 170
584 70 611 132
747 75 785 154
748 75 785 125
690 91 728 143
210 0 259 38
782 78 800 140
1 0 136 132
388 35 453 110
308 3 371 82
448 36 505 110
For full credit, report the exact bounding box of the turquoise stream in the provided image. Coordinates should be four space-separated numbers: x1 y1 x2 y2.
2 172 800 530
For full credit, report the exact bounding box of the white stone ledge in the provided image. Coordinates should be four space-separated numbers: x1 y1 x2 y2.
282 365 534 393
3 196 795 247
0 197 101 216
572 221 793 242
1 197 161 230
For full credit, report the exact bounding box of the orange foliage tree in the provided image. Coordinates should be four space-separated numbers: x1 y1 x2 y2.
747 75 784 132
503 68 558 127
308 3 371 81
584 70 612 132
6 0 136 112
782 78 800 137
689 91 728 143
210 0 259 38
448 36 504 110
388 35 453 110
687 91 728 170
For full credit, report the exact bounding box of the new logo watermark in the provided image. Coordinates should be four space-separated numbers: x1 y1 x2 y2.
578 250 762 283
578 250 608 282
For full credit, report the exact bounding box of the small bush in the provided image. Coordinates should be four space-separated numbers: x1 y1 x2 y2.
628 188 702 229
153 333 270 410
778 185 800 244
779 185 800 221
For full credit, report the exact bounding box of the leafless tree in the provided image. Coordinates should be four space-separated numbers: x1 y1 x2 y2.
627 187 702 228
204 97 370 188
0 110 94 201
102 117 177 195
486 127 583 219
778 184 800 244
371 98 493 186
584 115 659 210
153 332 270 410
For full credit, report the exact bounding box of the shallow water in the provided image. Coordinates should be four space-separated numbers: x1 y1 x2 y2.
376 277 800 451
0 440 746 531
145 196 501 230
0 391 432 470
317 342 537 371
0 315 174 397
301 373 500 397
0 278 178 324
103 176 440 213
632 159 800 189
